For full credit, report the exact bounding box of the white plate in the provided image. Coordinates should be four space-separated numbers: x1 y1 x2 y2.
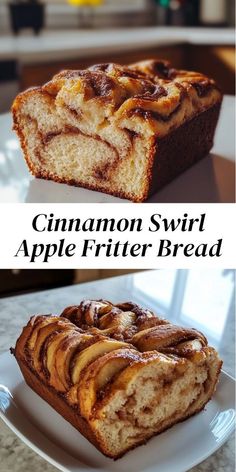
0 351 235 472
0 96 235 203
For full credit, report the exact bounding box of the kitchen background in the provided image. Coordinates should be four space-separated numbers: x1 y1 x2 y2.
0 269 140 297
0 0 235 113
0 268 234 349
0 268 234 306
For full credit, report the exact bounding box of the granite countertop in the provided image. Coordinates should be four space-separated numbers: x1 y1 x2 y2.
0 27 234 64
0 270 235 471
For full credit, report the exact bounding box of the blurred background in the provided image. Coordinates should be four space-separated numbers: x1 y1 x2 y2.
0 268 234 351
0 268 234 307
0 0 235 113
0 269 140 297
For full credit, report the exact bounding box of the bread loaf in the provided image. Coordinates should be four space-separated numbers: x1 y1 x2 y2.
13 300 222 458
12 60 222 201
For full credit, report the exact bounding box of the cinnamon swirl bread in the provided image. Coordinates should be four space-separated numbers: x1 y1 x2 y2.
13 300 222 458
12 60 222 201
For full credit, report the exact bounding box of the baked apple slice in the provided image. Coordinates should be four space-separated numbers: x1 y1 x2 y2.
14 315 41 360
131 324 207 352
32 319 75 374
26 316 58 348
160 338 206 362
55 332 94 390
42 329 77 389
61 300 112 327
71 339 130 384
78 347 140 418
98 310 136 335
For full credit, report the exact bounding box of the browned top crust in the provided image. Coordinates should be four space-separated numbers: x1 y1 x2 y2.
49 59 219 100
14 299 209 372
14 299 210 398
61 299 207 350
43 59 221 136
12 59 222 142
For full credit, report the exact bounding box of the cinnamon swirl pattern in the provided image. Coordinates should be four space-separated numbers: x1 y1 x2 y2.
12 59 222 201
13 299 222 458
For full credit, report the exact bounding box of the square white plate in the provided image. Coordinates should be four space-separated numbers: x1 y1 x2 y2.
0 351 235 472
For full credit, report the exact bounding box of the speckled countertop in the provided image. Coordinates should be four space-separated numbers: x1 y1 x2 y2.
0 270 235 471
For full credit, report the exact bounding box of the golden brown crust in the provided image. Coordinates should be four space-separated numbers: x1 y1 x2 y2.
13 299 222 459
46 60 220 105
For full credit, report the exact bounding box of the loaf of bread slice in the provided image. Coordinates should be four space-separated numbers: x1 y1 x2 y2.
12 60 222 201
13 299 222 459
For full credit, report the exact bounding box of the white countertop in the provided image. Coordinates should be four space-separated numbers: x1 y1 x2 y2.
0 270 235 472
0 27 234 64
0 95 234 204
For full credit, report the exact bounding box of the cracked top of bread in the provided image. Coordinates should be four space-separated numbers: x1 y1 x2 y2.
37 59 222 138
61 299 208 352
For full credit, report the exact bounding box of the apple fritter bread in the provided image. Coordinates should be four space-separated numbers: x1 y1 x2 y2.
13 299 222 458
12 60 222 201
